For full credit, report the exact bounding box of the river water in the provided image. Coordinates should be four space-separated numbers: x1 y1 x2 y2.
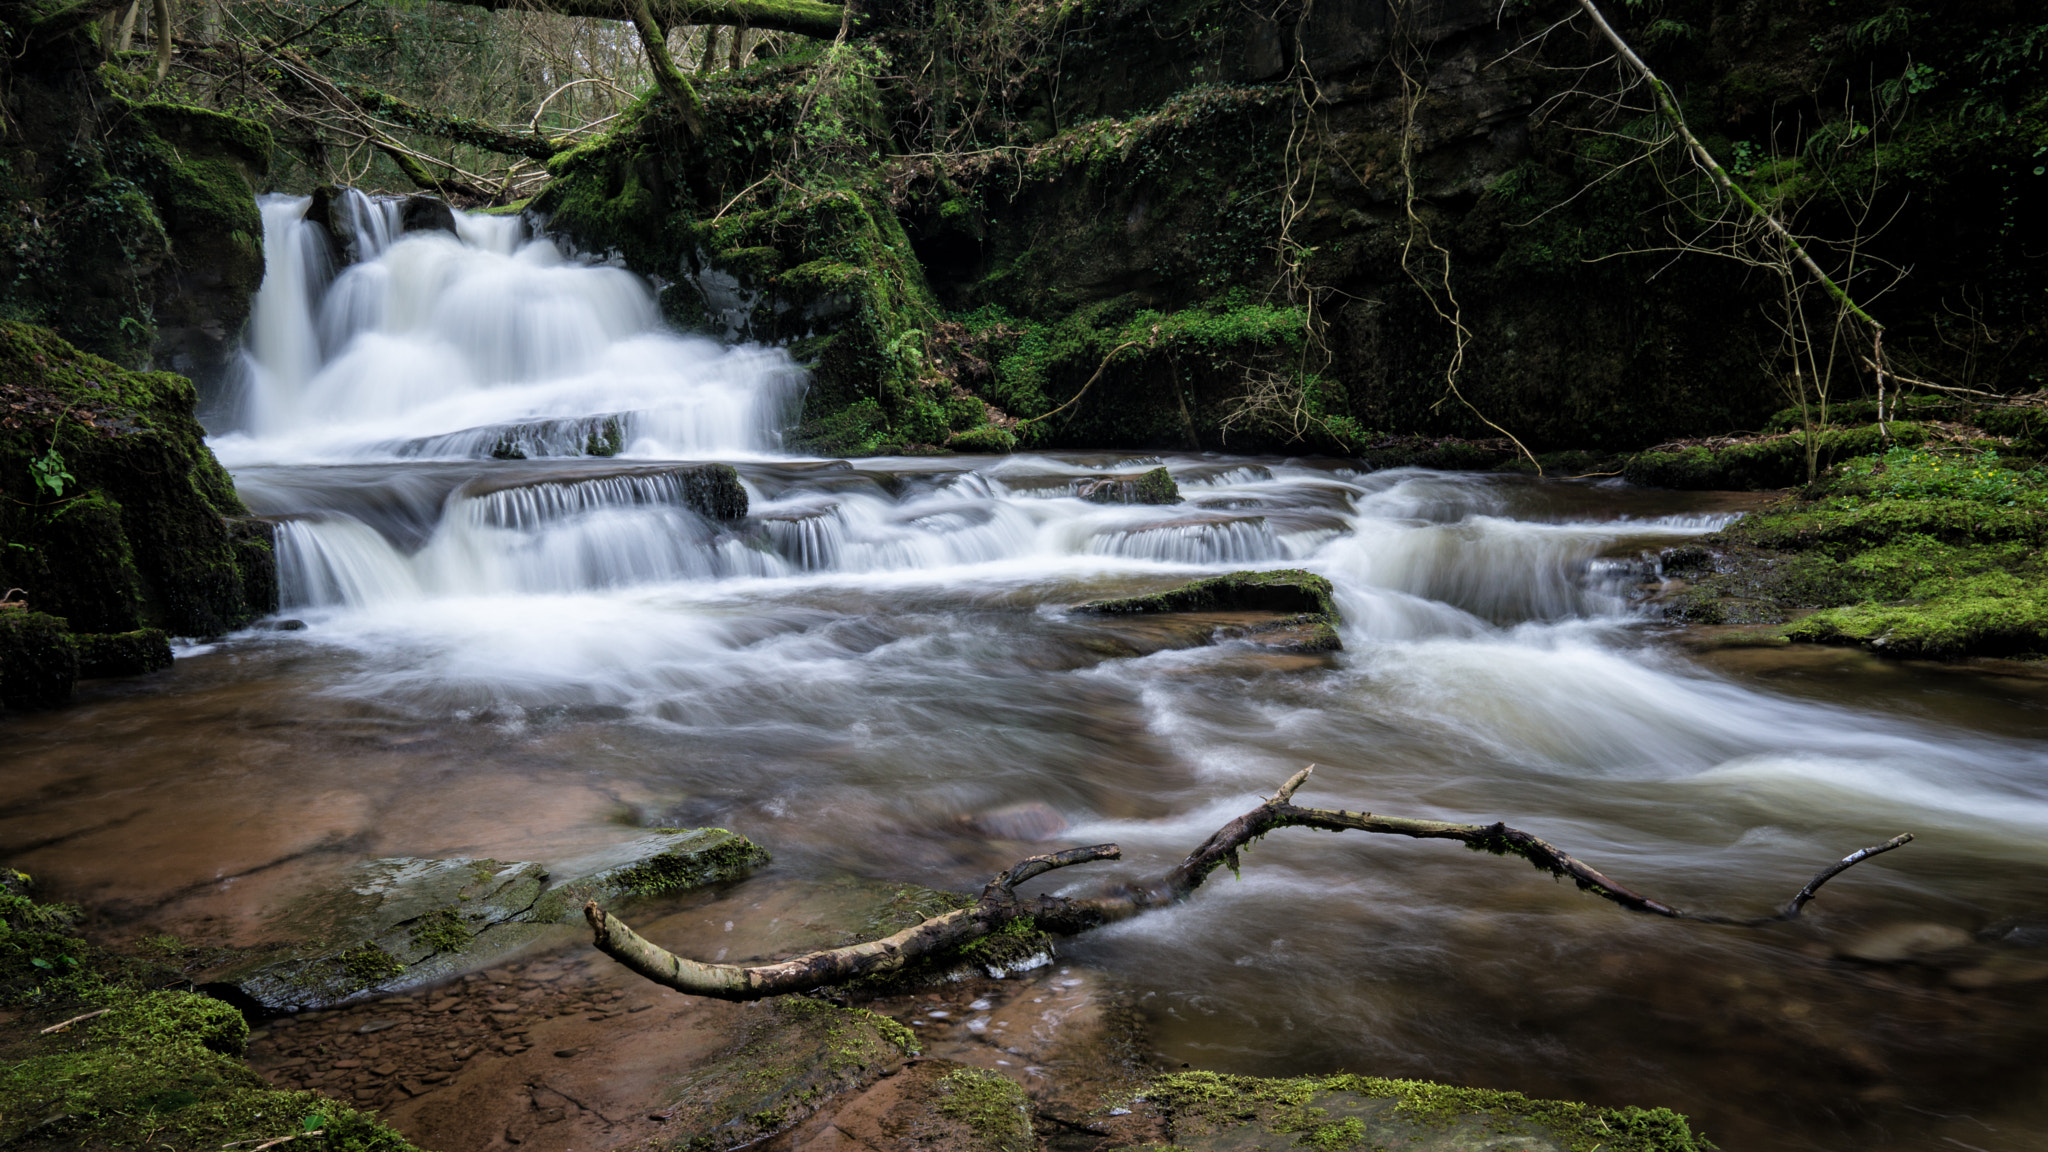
5 195 2047 1152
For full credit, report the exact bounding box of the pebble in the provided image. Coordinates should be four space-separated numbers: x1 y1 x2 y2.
1837 922 1974 963
554 1048 582 1058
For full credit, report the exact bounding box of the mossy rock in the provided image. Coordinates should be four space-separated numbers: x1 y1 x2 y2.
74 628 173 679
1075 568 1343 653
0 877 422 1152
1138 1070 1712 1152
0 611 78 710
1080 466 1181 505
661 995 919 1150
0 323 271 639
0 989 422 1152
201 829 769 1011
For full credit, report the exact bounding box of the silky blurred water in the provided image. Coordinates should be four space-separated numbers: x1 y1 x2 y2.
4 194 2046 1152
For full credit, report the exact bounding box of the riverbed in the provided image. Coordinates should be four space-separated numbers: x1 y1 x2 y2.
5 193 2047 1152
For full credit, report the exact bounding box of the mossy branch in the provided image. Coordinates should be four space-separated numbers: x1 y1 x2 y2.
586 765 1914 1000
435 0 852 38
625 0 708 138
336 82 566 160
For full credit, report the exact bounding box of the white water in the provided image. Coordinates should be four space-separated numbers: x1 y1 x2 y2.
53 188 2043 1151
211 193 802 465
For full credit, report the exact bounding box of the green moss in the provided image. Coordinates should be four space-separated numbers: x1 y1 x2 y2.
1623 424 1922 491
1788 571 2048 658
338 944 405 983
936 1067 1033 1152
407 908 473 954
0 880 423 1152
0 610 78 709
0 323 270 638
74 627 173 678
600 829 771 896
1145 1071 1711 1152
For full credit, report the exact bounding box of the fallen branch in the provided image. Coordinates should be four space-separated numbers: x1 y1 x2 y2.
38 1007 111 1034
587 766 1913 999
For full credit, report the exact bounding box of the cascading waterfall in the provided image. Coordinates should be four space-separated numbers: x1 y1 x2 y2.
211 192 803 464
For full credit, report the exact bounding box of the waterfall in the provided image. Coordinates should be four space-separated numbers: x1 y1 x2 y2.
211 192 804 465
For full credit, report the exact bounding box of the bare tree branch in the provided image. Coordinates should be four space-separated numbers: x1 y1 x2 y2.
585 765 1915 1000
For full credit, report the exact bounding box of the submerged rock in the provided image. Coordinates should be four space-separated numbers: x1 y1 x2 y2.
1079 465 1180 505
1075 568 1342 653
662 996 919 1151
1123 1070 1710 1152
198 828 768 1012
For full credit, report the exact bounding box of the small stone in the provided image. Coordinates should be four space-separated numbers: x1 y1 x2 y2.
1837 922 1974 963
372 1063 397 1076
331 1060 363 1069
553 1047 582 1058
356 1020 400 1034
422 1071 450 1083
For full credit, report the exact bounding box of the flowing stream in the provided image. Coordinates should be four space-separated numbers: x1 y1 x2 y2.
6 194 2048 1152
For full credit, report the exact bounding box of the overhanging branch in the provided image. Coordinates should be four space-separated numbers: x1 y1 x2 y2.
431 0 854 39
586 765 1914 1000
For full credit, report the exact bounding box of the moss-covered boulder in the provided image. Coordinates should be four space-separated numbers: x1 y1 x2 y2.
0 323 274 641
0 610 78 710
1130 1070 1711 1152
200 828 768 1012
1077 568 1343 652
1080 466 1181 505
74 628 175 679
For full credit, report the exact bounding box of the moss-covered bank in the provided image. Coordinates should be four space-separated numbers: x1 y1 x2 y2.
1662 444 2048 659
0 870 425 1152
0 322 274 708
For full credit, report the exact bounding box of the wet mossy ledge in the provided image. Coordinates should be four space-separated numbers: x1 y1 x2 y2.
199 828 770 1014
0 322 273 711
1133 1070 1711 1152
1658 445 2048 660
1079 568 1343 653
0 870 426 1152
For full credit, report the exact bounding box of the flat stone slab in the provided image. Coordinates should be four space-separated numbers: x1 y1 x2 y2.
198 828 767 1013
1120 1071 1709 1152
1074 568 1343 653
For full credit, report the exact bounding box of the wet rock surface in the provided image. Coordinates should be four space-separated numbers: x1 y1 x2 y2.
201 829 767 1012
1074 569 1342 654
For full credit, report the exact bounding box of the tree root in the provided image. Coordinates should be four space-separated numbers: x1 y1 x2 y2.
585 765 1913 999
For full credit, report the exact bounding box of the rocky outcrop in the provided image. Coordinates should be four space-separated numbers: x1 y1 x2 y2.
0 324 275 678
1079 466 1180 505
1077 568 1343 653
197 828 769 1013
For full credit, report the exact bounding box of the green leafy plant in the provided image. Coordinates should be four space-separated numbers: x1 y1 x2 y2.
28 415 74 499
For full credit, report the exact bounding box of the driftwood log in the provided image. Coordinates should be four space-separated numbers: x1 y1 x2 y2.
584 766 1913 1000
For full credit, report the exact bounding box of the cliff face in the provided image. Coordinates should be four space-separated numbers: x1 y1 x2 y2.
0 23 276 699
0 29 270 392
536 0 2045 455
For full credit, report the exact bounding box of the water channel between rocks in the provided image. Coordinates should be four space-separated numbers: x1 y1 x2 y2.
5 194 2048 1152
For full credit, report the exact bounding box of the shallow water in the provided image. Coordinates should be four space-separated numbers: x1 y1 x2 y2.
6 195 2048 1152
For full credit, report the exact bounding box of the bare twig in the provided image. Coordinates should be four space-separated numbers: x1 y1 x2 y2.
39 1008 111 1033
